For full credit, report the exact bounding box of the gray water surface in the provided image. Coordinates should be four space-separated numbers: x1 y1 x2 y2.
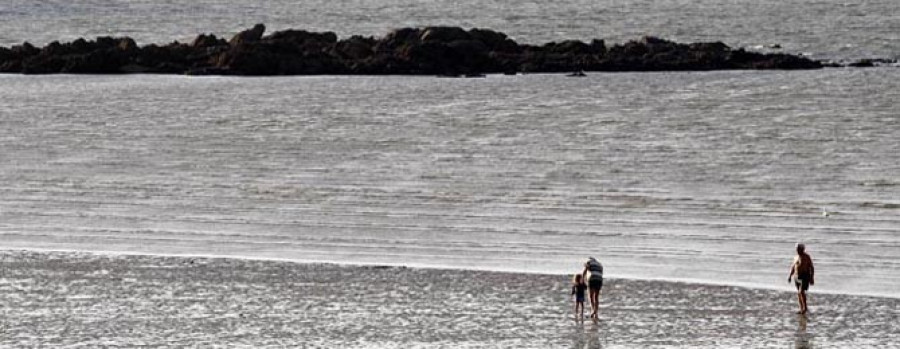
1 70 898 297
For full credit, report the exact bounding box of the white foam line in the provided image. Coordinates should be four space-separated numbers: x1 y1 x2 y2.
5 246 899 300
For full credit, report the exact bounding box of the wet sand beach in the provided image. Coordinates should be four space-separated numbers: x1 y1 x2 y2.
1 250 898 348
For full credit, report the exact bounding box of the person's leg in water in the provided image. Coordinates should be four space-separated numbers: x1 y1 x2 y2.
588 277 602 319
580 299 585 319
575 298 584 320
799 290 807 314
795 278 809 314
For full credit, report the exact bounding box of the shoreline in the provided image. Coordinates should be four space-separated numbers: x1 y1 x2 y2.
5 246 899 300
2 249 898 348
0 66 895 81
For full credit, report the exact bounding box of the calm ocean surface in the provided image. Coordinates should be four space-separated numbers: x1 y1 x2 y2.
1 1 898 297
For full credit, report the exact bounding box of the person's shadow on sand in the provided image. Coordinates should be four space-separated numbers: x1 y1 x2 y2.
571 319 602 349
794 315 814 349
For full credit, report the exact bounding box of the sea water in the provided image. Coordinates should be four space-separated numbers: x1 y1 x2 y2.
0 1 898 298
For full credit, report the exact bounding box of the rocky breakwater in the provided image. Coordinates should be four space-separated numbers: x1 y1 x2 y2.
0 24 822 75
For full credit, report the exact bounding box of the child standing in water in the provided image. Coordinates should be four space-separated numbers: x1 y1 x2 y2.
571 274 588 319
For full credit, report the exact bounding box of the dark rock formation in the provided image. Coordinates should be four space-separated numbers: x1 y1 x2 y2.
0 24 825 75
846 58 897 68
229 24 266 46
191 34 227 48
817 57 897 68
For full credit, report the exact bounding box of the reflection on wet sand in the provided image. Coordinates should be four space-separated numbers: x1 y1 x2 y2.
572 318 603 349
795 315 813 349
4 250 898 348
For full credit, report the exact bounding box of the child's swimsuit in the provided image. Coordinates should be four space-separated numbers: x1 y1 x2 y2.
572 283 587 302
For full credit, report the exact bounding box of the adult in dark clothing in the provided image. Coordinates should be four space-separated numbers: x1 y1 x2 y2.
581 257 603 319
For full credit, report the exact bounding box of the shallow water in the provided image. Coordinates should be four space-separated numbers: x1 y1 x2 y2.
1 69 898 297
1 0 899 60
3 251 899 348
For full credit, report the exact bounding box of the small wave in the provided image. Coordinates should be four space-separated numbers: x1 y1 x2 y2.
861 180 900 187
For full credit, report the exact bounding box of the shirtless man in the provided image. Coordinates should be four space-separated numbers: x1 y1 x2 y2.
787 243 815 314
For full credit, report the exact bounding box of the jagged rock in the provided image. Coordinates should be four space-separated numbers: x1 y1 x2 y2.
0 24 826 75
846 58 897 68
468 28 518 53
544 40 595 55
385 28 421 44
12 42 39 56
0 46 11 62
641 36 673 46
266 30 337 45
590 39 607 55
333 35 375 60
229 24 266 46
117 38 138 51
214 44 277 75
848 59 874 67
192 34 226 48
689 41 729 53
447 40 489 57
420 26 470 43
375 28 422 53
